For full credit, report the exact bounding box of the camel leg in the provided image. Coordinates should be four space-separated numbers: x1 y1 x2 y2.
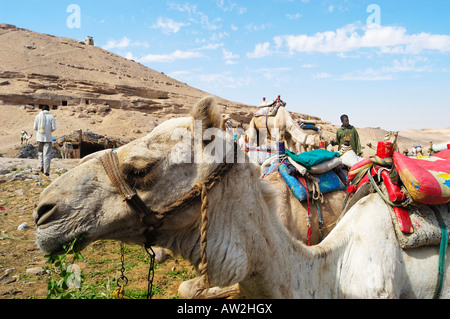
247 119 260 147
178 276 244 299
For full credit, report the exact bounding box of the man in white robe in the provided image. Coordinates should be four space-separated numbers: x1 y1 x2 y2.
33 105 56 176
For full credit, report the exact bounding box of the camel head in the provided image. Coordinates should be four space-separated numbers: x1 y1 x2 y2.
384 131 399 150
34 96 235 256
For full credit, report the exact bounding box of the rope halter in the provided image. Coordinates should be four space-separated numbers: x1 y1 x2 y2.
99 143 238 285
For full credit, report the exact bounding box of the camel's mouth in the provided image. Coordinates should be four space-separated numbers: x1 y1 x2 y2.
34 203 57 227
34 202 91 254
48 235 88 255
36 230 89 255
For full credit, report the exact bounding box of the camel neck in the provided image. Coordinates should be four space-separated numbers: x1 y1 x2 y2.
238 209 346 299
204 163 346 298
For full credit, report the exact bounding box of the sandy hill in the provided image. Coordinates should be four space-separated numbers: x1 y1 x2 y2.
0 23 448 158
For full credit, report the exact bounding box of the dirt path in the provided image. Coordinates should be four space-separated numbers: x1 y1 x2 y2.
0 157 80 170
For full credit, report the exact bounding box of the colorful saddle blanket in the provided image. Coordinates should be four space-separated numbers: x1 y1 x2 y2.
279 163 345 202
393 150 450 205
254 102 283 117
434 149 450 160
388 199 450 249
254 106 279 117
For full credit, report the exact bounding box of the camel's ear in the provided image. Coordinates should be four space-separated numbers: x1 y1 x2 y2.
190 96 222 131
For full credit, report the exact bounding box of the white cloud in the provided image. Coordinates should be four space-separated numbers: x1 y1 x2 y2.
216 0 236 12
237 7 247 14
312 69 393 81
222 48 239 61
327 4 349 13
169 69 197 78
273 36 284 51
199 43 224 50
103 37 130 50
286 13 302 20
247 42 272 58
168 2 221 31
152 17 189 34
124 52 136 60
168 69 238 87
129 50 204 63
313 72 332 79
245 23 270 32
265 23 450 54
216 0 246 14
210 31 230 41
301 64 317 68
197 71 250 89
253 67 292 81
381 57 431 73
315 57 432 81
338 69 394 81
103 37 149 50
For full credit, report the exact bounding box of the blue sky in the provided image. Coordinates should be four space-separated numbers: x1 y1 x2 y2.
1 1 450 130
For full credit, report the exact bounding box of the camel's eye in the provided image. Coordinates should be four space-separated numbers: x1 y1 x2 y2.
123 163 154 178
131 166 152 177
122 160 158 188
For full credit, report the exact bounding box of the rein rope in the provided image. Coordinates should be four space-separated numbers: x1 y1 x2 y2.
99 143 238 297
197 182 210 288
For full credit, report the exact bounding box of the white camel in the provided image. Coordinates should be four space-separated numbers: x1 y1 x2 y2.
410 145 424 157
34 96 450 299
179 170 345 299
247 101 323 154
430 141 450 155
20 130 33 145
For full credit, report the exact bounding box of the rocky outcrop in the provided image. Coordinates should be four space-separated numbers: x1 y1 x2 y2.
0 25 323 145
0 71 169 112
0 26 263 124
0 24 17 30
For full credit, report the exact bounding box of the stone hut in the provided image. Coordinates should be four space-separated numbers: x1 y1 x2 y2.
84 36 94 46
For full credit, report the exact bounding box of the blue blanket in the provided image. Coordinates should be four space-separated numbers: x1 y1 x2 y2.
279 163 345 202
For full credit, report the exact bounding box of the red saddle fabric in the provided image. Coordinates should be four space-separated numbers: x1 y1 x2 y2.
393 151 450 205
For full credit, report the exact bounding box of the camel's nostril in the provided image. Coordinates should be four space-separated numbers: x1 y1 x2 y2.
35 204 56 226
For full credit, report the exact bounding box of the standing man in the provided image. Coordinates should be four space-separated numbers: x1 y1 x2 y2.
335 114 362 156
34 105 56 176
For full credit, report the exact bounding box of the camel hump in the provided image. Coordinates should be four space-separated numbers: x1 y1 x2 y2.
190 96 222 130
